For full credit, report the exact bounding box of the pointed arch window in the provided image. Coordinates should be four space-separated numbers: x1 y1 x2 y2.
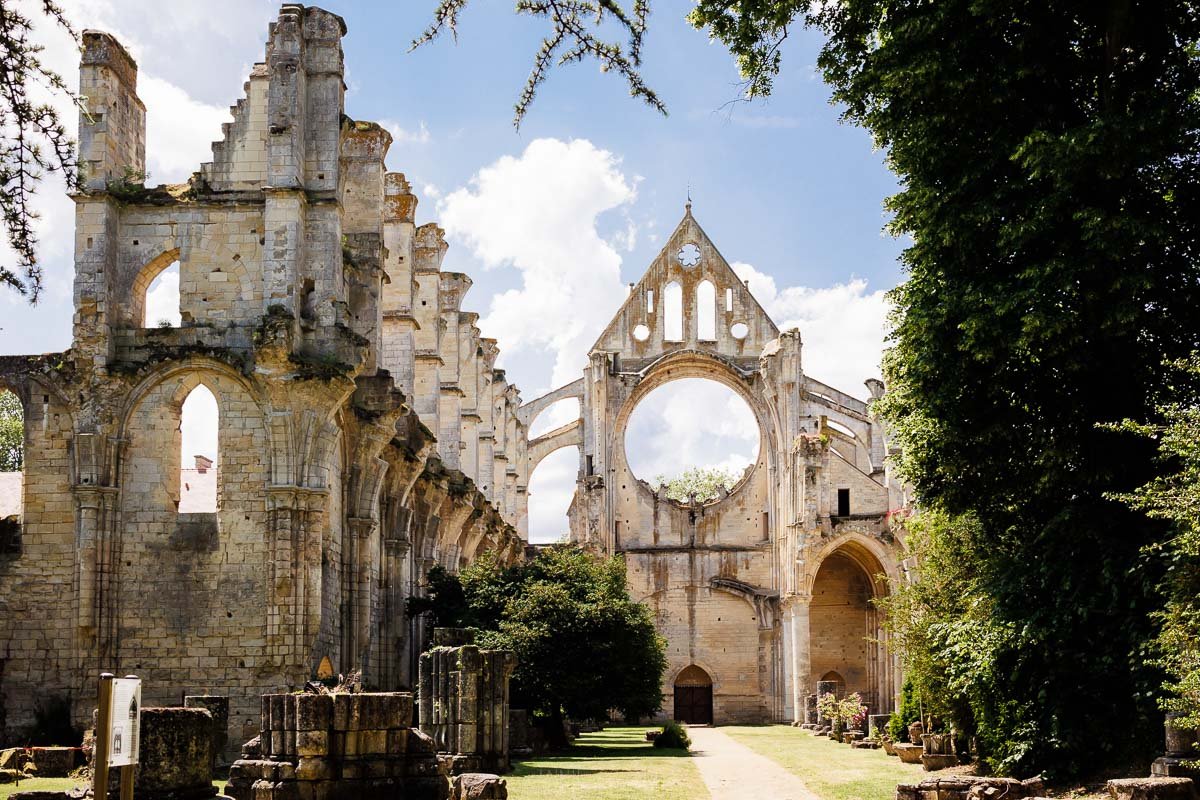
663 282 683 341
697 280 716 340
144 260 182 327
179 384 218 513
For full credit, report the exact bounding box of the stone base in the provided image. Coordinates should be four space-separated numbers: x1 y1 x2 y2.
28 747 79 778
439 754 509 776
895 744 924 764
1153 758 1200 780
451 774 507 800
1107 778 1197 800
851 741 879 750
896 777 1043 800
922 754 958 771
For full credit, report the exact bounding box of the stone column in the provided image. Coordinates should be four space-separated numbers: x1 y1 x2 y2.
788 595 811 724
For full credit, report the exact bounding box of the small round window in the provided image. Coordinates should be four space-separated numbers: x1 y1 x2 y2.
632 324 650 342
730 322 749 340
677 243 701 269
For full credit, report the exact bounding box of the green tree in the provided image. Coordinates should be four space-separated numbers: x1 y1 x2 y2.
652 466 739 503
0 0 80 301
0 390 23 471
408 546 667 740
1114 355 1200 734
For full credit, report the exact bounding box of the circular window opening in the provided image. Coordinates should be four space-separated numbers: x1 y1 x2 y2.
677 242 701 269
730 322 749 340
632 323 650 342
624 378 760 502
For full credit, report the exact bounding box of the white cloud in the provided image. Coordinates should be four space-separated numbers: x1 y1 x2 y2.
140 77 231 184
381 119 432 146
439 138 635 392
732 261 891 399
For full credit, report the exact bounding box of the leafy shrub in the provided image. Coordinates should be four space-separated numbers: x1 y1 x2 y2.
654 719 690 750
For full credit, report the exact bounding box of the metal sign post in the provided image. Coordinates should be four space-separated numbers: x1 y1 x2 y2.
94 673 140 800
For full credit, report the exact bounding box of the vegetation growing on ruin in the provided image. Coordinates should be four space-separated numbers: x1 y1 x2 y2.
0 390 23 471
408 546 667 737
651 466 738 503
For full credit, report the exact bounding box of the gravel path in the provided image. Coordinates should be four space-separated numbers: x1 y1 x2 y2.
687 726 824 800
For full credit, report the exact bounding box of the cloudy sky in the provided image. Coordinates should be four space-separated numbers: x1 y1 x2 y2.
0 0 901 542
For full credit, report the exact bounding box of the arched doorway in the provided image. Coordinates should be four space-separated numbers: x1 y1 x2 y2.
673 665 713 724
809 544 892 712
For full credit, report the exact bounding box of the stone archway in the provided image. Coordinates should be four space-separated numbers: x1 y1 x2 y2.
673 665 713 724
809 544 892 712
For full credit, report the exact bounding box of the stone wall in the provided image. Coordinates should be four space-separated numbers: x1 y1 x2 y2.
0 4 527 751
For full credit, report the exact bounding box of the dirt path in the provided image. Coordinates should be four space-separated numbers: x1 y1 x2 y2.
687 726 825 800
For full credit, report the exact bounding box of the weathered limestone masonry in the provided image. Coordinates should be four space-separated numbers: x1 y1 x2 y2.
521 203 912 724
417 631 516 775
225 692 446 800
0 5 529 751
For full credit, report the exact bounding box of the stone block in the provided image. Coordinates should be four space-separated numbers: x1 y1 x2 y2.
296 731 329 758
184 696 230 766
295 695 333 731
28 747 77 777
1108 778 1197 800
332 695 353 731
137 708 218 799
451 773 507 800
922 754 958 771
359 729 387 755
295 757 331 782
386 729 408 755
894 743 924 764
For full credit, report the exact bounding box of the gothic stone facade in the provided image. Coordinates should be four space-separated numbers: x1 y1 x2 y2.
523 207 910 724
0 7 530 748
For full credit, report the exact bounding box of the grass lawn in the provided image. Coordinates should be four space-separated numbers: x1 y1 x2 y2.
723 726 926 800
506 726 708 800
0 777 82 800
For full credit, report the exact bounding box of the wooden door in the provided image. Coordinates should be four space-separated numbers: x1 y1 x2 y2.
673 685 713 724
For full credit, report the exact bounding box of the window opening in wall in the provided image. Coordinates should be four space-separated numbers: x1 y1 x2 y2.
632 324 650 342
180 385 218 513
528 398 580 439
646 288 654 313
677 242 701 269
528 446 578 545
697 280 716 340
726 287 733 312
0 389 25 555
837 488 851 517
625 378 760 502
144 261 181 327
663 282 683 341
730 322 749 340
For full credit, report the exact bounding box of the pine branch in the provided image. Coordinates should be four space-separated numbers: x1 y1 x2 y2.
0 0 80 303
413 0 665 128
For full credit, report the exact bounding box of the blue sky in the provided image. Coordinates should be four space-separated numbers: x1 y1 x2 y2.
0 0 905 541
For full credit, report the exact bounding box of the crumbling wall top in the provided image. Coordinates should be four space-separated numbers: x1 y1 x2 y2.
81 30 139 92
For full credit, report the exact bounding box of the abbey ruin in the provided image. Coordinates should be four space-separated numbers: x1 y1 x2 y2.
0 4 910 747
